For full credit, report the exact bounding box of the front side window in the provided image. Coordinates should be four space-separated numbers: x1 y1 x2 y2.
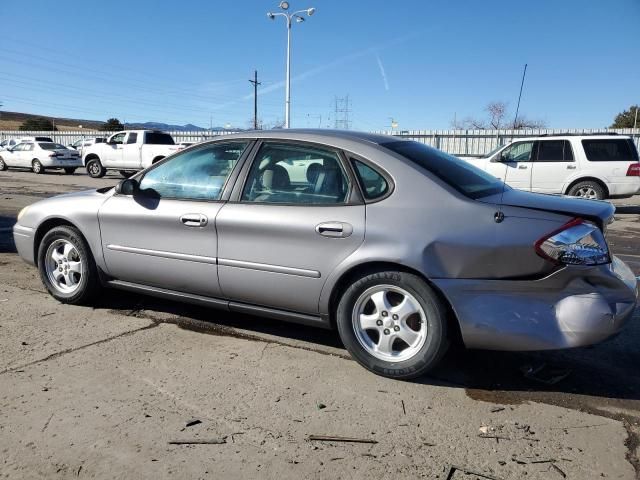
138 142 248 201
352 159 389 200
126 133 138 144
501 142 534 162
582 139 639 162
382 140 504 199
145 132 175 145
110 133 126 145
242 143 349 204
536 140 574 162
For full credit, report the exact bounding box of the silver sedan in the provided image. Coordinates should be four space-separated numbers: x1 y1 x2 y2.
12 130 638 378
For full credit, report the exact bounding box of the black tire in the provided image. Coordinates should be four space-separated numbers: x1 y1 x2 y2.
37 225 99 305
119 170 135 178
64 167 77 175
567 180 605 200
32 159 44 174
86 157 106 178
336 271 449 380
0 156 7 171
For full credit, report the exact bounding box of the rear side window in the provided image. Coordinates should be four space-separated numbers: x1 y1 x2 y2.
536 140 574 162
582 139 639 162
145 132 175 145
382 140 504 199
352 159 389 200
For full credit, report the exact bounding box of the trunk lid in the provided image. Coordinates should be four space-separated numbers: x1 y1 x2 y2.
478 188 615 228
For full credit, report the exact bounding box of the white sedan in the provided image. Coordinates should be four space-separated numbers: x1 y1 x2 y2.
0 141 82 174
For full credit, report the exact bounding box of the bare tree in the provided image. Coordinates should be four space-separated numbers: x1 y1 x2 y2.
486 101 507 129
512 115 547 129
453 102 547 130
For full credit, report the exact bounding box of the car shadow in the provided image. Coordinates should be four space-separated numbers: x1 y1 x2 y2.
0 215 17 253
616 205 640 215
94 286 640 404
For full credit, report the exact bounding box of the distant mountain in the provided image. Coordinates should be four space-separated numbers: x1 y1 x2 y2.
124 122 227 132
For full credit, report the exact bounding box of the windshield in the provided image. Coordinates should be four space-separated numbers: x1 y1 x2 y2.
382 140 505 199
482 144 505 158
39 142 67 150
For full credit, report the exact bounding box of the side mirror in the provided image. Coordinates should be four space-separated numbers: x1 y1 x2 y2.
115 178 139 196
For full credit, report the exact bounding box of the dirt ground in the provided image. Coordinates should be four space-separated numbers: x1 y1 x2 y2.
0 169 639 479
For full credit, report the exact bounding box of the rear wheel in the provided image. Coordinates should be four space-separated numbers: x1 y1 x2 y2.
0 157 7 171
64 167 76 175
37 226 99 304
336 271 449 379
568 180 605 200
32 159 44 174
86 158 106 178
119 170 135 178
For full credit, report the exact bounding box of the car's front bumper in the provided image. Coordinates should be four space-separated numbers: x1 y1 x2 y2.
434 256 638 351
13 224 36 266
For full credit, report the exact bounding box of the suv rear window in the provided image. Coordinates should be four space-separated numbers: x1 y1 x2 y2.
145 132 175 145
582 139 639 162
382 140 504 199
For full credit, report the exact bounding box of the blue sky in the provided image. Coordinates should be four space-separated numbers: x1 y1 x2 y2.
1 0 638 130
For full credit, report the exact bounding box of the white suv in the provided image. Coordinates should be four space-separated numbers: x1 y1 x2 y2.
465 134 640 200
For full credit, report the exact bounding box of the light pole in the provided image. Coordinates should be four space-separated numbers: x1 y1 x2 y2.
267 2 316 129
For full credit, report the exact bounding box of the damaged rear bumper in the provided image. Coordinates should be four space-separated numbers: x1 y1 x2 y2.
433 256 638 351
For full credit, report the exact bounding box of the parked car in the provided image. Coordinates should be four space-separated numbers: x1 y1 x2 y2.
1 136 55 152
464 134 640 200
13 130 638 379
0 141 81 174
69 137 106 155
82 130 178 178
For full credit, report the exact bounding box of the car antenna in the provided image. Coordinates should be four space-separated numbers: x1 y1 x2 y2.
495 63 528 224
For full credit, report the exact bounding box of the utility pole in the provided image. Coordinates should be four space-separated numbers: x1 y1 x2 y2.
334 95 351 130
249 70 261 130
634 105 638 130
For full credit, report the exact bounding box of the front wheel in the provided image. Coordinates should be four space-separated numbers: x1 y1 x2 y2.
32 159 44 174
37 226 99 304
567 181 605 200
336 271 449 379
64 167 77 175
86 158 106 178
0 157 7 171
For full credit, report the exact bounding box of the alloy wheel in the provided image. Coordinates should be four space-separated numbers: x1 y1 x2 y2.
352 285 428 362
574 186 598 199
44 239 83 294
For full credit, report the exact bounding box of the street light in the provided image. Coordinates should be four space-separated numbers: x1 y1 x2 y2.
267 2 316 128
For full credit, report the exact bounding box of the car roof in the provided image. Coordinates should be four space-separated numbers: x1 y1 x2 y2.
209 129 403 148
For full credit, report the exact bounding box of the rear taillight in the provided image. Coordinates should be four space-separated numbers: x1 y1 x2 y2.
48 152 59 157
535 218 610 266
627 163 640 176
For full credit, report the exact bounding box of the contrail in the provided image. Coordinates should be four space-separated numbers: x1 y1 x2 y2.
375 53 389 91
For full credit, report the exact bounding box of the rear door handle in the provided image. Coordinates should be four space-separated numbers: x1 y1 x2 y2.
316 222 353 238
518 164 528 169
180 214 208 227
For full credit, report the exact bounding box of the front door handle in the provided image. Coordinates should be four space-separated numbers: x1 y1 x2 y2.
316 222 353 238
180 214 208 227
518 164 528 169
567 165 577 169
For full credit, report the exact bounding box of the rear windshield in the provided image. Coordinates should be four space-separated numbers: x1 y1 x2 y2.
382 140 505 199
39 142 67 150
34 137 53 142
582 139 639 162
145 132 175 145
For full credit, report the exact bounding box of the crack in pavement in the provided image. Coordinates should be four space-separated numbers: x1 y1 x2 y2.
0 322 159 375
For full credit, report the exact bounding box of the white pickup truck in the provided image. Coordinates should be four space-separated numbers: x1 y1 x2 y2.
83 130 178 178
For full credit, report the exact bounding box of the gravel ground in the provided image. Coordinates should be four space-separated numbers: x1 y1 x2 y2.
0 169 639 479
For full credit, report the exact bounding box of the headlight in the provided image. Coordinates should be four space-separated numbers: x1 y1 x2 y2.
17 206 29 222
535 218 610 266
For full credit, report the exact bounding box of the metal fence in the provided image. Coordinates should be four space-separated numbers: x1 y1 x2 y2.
2 128 639 157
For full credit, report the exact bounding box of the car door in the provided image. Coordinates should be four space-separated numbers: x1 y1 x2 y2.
103 132 126 166
98 140 252 297
121 132 141 169
530 139 574 194
19 143 36 167
215 140 366 315
486 141 534 191
3 143 24 167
